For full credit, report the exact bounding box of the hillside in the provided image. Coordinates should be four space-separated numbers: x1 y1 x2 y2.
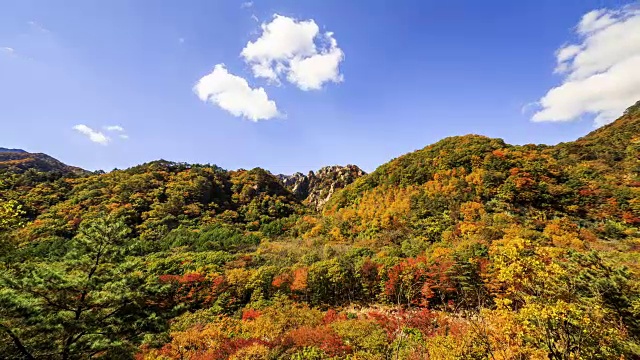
324 103 640 242
1 104 639 359
0 148 86 174
1 160 305 242
0 147 27 153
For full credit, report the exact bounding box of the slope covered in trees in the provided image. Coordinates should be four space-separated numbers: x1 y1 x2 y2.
0 148 86 175
1 103 639 359
323 105 640 243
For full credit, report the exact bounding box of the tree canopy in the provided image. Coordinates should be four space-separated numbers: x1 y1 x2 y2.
1 103 639 359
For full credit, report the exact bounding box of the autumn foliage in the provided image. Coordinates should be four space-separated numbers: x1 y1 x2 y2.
2 103 640 359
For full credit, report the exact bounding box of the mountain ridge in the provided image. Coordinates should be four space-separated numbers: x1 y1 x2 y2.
0 147 27 153
1 102 639 359
0 149 86 175
323 101 640 243
8 100 639 179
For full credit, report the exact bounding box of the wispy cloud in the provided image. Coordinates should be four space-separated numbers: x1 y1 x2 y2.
27 20 51 34
521 101 539 115
0 47 15 57
104 125 125 132
73 124 130 144
104 125 130 140
73 125 110 145
241 1 254 9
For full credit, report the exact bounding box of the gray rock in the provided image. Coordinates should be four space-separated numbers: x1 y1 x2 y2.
277 165 365 210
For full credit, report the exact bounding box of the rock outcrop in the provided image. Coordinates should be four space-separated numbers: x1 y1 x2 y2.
277 165 366 210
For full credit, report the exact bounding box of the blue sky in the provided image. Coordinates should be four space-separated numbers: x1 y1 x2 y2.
1 0 639 174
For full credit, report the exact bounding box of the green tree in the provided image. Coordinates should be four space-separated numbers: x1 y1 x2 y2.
0 200 25 232
0 218 168 359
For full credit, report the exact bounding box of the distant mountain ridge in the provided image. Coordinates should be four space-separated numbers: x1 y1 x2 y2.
0 148 85 174
0 145 365 211
0 147 27 153
4 100 639 215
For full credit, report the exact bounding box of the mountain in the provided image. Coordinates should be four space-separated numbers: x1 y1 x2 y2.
0 147 27 153
1 103 639 360
277 164 366 209
3 160 303 241
324 101 640 241
0 148 85 174
553 99 640 172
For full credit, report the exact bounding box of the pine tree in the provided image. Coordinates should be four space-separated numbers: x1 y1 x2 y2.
0 218 168 359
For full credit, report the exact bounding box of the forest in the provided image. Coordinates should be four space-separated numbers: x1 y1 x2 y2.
1 101 639 359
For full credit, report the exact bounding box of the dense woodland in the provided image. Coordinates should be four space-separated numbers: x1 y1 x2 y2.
1 101 640 359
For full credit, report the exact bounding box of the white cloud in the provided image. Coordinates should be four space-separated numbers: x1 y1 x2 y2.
1 47 15 56
103 125 130 139
241 14 344 90
242 15 318 67
533 6 640 126
73 124 110 145
28 20 50 34
194 64 279 121
577 9 618 34
555 45 581 66
105 125 125 132
241 1 253 9
521 101 539 115
287 34 344 90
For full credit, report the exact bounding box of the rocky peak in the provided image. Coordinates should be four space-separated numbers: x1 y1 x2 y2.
276 172 310 199
277 165 366 210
